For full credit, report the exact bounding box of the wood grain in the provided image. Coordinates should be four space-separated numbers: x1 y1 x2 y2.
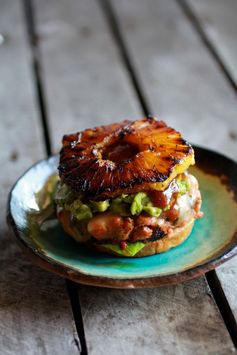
34 0 235 353
79 281 233 355
112 0 237 161
112 0 237 325
185 0 237 324
0 1 79 353
33 0 140 153
187 0 237 87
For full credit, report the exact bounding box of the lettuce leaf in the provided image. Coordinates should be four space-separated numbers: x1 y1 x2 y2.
100 241 145 257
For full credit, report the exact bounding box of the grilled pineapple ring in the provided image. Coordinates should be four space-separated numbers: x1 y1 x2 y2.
59 117 194 200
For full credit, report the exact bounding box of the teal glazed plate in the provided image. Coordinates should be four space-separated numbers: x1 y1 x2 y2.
7 147 237 288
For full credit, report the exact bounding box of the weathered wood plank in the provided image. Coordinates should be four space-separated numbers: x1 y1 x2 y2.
34 0 235 353
0 1 79 353
33 0 140 153
180 0 237 321
185 0 237 323
217 258 237 321
112 0 237 161
79 281 233 355
112 0 237 326
187 0 237 86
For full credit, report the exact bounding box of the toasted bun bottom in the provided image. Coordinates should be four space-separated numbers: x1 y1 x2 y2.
94 218 195 257
57 208 195 257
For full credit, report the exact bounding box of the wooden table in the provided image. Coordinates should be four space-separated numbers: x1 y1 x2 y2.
1 0 237 353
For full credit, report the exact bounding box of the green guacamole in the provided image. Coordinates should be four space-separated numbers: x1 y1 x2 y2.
54 183 163 221
54 174 190 222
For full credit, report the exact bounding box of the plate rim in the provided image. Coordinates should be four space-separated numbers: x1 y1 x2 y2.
7 146 237 288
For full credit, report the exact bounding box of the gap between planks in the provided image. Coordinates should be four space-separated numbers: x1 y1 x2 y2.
22 0 52 156
22 0 88 353
176 0 237 96
98 0 151 117
99 0 237 349
174 0 237 347
21 0 237 351
206 270 237 349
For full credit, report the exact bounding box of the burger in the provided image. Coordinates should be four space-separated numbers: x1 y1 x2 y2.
55 117 203 257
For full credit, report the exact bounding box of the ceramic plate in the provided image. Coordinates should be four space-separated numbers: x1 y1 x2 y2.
7 147 237 288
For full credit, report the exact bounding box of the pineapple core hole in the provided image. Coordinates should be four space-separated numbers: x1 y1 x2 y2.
103 142 139 163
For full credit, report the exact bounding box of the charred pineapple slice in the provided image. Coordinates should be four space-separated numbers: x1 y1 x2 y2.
59 117 194 200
